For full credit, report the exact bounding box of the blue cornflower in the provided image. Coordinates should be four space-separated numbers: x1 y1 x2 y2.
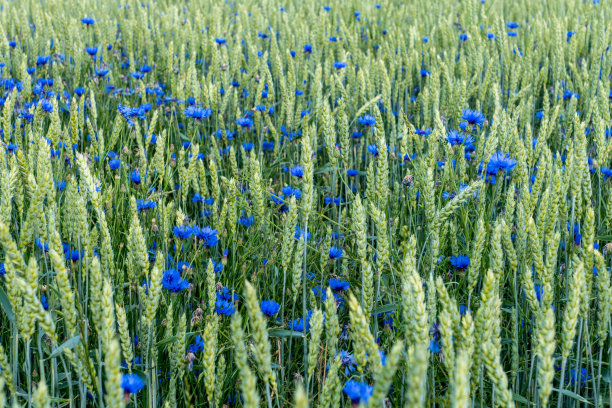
358 114 376 127
460 108 486 127
339 350 356 376
35 239 49 252
36 56 50 66
563 89 579 100
568 223 581 246
63 244 83 262
535 285 543 303
40 99 53 113
288 310 313 332
343 380 373 404
324 196 343 206
86 46 98 56
260 300 280 317
109 158 121 170
95 67 109 77
136 199 157 211
121 374 145 394
55 181 66 191
329 278 349 291
295 226 311 241
329 246 343 259
486 153 518 179
184 106 212 120
262 140 275 151
367 144 379 156
446 130 474 147
196 226 219 248
130 170 142 184
242 142 254 152
480 153 517 184
81 17 95 25
269 191 285 206
569 368 590 387
215 38 226 45
290 165 304 178
161 269 189 293
429 338 441 353
41 296 49 310
239 215 254 227
333 61 347 69
281 186 302 199
449 255 470 270
217 286 238 302
189 335 205 353
236 117 253 129
442 191 456 200
507 21 519 29
601 168 612 180
215 299 236 315
303 44 312 53
173 225 194 240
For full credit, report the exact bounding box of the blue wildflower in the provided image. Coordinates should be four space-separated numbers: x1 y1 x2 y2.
189 335 205 353
121 374 145 394
215 299 236 316
329 246 343 259
130 170 142 184
260 300 280 317
172 225 193 240
358 114 376 127
367 144 379 156
288 310 313 332
290 165 304 178
339 350 356 376
236 117 253 129
329 278 349 291
196 226 219 248
109 158 121 170
185 106 212 120
450 255 470 270
460 108 486 127
343 380 373 404
161 269 189 293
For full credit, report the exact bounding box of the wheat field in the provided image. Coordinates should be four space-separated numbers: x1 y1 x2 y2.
0 0 608 407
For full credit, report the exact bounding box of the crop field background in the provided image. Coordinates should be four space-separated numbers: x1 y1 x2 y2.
0 0 609 407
